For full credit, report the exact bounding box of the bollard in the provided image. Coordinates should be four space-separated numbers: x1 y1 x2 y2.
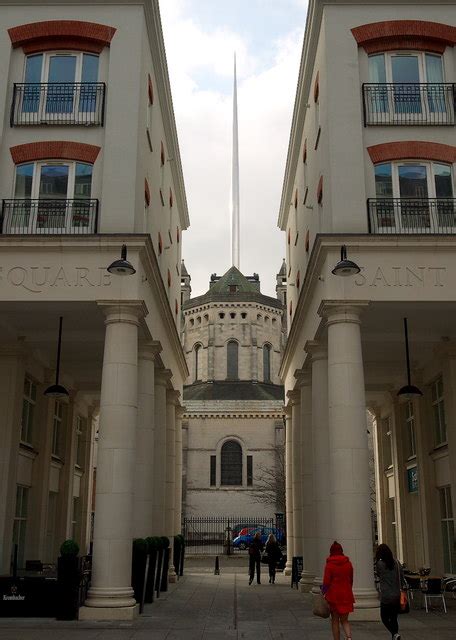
214 555 220 575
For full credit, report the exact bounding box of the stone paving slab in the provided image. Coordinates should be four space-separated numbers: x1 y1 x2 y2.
0 565 455 639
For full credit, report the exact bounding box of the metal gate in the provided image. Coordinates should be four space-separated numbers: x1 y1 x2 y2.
183 516 275 555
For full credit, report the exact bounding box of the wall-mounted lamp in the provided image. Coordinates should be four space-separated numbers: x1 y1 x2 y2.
331 245 361 277
107 244 136 276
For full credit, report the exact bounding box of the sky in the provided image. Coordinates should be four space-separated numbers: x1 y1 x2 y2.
160 0 309 297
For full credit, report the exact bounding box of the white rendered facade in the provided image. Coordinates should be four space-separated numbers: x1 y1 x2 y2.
0 0 188 620
279 0 456 613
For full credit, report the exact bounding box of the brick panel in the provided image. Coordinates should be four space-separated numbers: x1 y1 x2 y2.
351 20 456 54
8 20 116 54
10 141 101 164
367 141 456 164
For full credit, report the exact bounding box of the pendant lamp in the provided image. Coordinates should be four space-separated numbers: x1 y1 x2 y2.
397 317 422 399
44 316 69 398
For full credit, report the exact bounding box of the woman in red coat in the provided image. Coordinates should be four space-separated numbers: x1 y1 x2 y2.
322 541 355 640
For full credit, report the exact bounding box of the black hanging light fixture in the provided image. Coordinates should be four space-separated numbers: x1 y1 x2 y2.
107 244 136 276
44 316 69 398
331 245 361 277
398 317 423 399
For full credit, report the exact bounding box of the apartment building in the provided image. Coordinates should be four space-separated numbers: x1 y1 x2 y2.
0 0 189 619
279 0 456 613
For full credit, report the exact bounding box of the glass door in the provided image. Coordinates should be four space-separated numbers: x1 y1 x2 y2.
391 55 422 118
45 54 77 118
37 164 69 231
398 164 430 231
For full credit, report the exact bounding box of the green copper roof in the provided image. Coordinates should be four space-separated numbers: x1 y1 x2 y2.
209 266 258 294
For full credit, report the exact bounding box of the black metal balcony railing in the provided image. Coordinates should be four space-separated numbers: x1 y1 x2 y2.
10 83 106 126
367 198 456 234
362 83 455 126
1 199 99 234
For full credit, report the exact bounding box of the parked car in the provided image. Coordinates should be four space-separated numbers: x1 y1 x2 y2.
232 526 285 550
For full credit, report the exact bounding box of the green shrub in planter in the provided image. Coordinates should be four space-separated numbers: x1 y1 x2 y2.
57 540 80 620
146 536 160 553
60 539 79 557
160 536 170 549
144 537 160 603
131 538 148 602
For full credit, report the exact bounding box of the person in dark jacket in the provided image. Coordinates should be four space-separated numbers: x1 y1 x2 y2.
322 541 354 640
265 533 282 584
375 544 404 640
248 532 264 585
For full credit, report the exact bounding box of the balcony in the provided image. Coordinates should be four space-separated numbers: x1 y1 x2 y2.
1 199 99 234
362 83 455 126
10 83 106 126
367 198 456 234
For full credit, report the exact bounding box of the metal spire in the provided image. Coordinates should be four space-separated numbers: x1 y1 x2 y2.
231 53 240 269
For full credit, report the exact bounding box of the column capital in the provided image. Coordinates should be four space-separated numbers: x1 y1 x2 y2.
305 340 327 361
166 389 181 404
286 388 301 405
138 340 162 361
155 368 172 387
284 405 292 419
176 404 186 418
318 300 369 325
294 368 311 387
97 301 148 326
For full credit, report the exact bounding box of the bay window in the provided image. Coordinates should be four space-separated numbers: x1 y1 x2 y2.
364 52 453 125
3 161 96 233
370 161 455 232
13 52 104 125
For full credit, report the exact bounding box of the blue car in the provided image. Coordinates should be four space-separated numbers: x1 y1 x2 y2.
232 526 284 550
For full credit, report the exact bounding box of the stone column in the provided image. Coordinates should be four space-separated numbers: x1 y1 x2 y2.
82 303 144 620
174 405 184 537
306 342 331 590
166 388 179 583
288 389 303 558
297 370 316 592
323 303 378 614
133 341 161 538
284 405 293 575
152 369 171 536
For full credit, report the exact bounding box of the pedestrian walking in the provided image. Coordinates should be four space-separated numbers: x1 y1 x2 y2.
375 543 405 640
265 533 282 584
322 541 355 640
248 531 264 585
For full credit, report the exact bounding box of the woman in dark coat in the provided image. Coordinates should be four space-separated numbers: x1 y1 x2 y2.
248 532 264 585
322 541 355 640
375 543 404 640
265 533 282 584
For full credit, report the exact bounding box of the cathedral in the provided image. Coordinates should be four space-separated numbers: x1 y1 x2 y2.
180 261 286 517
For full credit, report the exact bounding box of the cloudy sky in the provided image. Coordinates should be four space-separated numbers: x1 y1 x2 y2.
160 0 308 297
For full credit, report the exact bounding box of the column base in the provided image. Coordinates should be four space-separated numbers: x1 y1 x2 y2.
79 604 139 621
298 571 315 593
350 588 380 621
284 560 292 576
311 575 323 594
168 569 177 584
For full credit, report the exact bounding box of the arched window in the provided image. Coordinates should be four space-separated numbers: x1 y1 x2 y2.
194 344 201 382
263 344 271 382
227 340 238 379
221 440 242 485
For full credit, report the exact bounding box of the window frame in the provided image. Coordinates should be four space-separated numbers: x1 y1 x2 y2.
12 485 29 569
368 51 445 85
226 340 239 380
52 400 66 458
439 485 455 573
220 440 243 486
404 400 416 459
21 376 37 445
430 375 447 447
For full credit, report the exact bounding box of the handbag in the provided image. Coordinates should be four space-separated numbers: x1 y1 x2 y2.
312 592 330 619
260 553 269 564
397 562 410 614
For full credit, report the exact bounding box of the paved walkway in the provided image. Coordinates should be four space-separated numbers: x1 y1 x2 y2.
0 559 455 639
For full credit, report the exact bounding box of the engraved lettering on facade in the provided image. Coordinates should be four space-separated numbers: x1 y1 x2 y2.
0 266 113 292
354 266 447 288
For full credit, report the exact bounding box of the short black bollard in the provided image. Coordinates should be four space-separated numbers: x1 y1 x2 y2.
214 556 220 575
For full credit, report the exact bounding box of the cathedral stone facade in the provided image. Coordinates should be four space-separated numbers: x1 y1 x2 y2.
181 263 286 517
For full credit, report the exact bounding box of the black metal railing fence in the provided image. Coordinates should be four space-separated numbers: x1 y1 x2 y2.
367 198 456 234
183 516 276 554
11 83 106 126
362 83 455 126
1 199 99 234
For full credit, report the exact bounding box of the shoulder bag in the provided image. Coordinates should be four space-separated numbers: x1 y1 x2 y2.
397 561 409 614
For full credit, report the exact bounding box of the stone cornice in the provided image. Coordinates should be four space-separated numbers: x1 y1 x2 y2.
183 411 284 419
279 233 456 379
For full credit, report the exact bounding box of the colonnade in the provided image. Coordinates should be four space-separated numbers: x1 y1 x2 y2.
81 303 184 619
284 304 378 613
